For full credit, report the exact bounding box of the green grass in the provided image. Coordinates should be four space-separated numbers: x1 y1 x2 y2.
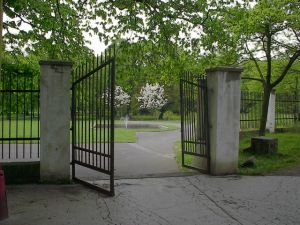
0 119 179 143
239 132 300 175
174 132 300 175
173 141 194 171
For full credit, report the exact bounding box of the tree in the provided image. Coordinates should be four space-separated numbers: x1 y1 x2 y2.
223 0 300 135
114 85 131 109
137 83 168 118
3 0 91 60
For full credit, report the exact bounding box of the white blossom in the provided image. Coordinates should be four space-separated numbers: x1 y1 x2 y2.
114 86 131 108
103 86 131 108
137 83 168 110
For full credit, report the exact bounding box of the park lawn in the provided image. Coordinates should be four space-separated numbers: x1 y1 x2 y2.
0 119 179 143
239 132 300 175
174 132 300 175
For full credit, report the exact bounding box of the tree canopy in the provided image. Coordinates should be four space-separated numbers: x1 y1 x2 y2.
3 0 91 59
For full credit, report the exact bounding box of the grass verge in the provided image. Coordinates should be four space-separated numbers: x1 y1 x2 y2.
173 141 193 172
174 132 300 175
239 132 300 175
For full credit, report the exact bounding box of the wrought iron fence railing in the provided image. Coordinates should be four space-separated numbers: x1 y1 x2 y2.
240 90 300 130
0 73 40 161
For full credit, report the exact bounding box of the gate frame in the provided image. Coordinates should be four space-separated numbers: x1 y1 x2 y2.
71 55 115 196
180 73 210 173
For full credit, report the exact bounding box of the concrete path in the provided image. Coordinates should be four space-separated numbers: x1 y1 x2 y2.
75 130 183 179
3 175 300 225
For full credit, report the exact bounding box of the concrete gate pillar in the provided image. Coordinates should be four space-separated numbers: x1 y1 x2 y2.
39 61 73 182
206 67 242 175
266 90 276 133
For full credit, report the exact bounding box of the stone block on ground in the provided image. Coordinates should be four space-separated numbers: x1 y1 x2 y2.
251 136 278 154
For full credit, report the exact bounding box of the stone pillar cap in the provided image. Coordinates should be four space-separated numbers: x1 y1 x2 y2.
206 67 243 73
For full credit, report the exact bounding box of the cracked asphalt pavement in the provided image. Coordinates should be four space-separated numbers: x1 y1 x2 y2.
3 175 300 225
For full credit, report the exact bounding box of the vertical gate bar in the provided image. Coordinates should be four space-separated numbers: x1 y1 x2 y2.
180 76 185 167
191 76 195 153
185 73 189 156
184 73 188 163
183 73 187 165
91 58 95 167
110 57 115 196
96 56 99 167
184 73 188 158
71 85 76 179
30 78 33 158
197 78 201 155
16 76 19 158
9 74 12 158
100 54 103 169
84 61 88 163
200 78 205 155
187 73 192 154
103 50 107 171
37 90 40 158
74 67 78 162
107 49 111 173
22 76 26 158
192 78 196 154
88 60 91 165
200 78 204 155
190 74 194 153
81 64 84 161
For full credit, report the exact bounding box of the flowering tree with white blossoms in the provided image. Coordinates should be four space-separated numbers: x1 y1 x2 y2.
137 83 168 112
114 85 131 109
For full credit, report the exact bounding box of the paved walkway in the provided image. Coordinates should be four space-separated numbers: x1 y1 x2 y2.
75 129 183 179
3 175 300 225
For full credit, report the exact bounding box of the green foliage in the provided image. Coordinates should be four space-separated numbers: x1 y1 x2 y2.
242 60 300 93
4 0 91 59
0 54 40 116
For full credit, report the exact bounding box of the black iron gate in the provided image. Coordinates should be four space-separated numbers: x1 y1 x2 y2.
180 72 210 173
71 49 115 196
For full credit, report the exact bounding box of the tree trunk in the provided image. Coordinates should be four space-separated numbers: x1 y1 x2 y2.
259 86 272 136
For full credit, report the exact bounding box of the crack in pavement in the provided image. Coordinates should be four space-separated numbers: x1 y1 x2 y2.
186 177 245 225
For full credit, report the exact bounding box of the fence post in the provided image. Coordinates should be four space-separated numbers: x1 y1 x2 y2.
39 61 73 182
206 67 242 175
266 90 276 133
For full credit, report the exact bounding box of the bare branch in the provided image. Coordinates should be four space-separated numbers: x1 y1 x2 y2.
245 42 266 84
271 50 300 88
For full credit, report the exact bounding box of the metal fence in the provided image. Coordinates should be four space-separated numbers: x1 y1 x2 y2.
0 73 40 162
240 91 300 130
276 93 300 128
240 91 263 130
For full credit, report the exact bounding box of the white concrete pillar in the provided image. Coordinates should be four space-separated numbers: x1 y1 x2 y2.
266 90 276 133
39 61 73 182
206 67 242 175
